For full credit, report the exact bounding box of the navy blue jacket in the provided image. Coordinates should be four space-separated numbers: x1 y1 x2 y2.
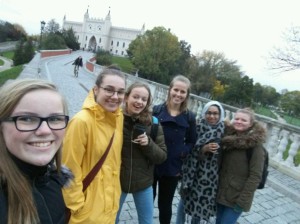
153 103 197 177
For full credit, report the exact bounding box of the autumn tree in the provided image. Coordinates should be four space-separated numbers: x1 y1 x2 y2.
189 51 242 98
127 26 182 84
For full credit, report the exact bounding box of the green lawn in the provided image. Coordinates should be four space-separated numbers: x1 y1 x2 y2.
112 56 134 74
0 65 22 86
254 106 277 119
0 58 4 66
2 51 14 59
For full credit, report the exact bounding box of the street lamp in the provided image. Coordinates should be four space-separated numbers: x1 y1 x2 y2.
39 21 46 49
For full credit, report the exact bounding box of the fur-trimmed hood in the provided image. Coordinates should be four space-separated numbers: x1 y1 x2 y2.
221 121 266 151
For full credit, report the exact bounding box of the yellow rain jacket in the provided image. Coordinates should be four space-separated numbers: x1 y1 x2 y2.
62 90 123 223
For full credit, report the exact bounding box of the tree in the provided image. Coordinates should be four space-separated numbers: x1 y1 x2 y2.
44 19 61 34
13 37 34 65
0 20 26 42
280 91 300 116
127 26 182 84
62 28 80 50
42 33 66 50
189 50 242 97
96 49 112 66
222 75 254 107
269 26 300 72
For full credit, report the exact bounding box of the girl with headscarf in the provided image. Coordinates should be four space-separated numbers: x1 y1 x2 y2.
178 101 225 223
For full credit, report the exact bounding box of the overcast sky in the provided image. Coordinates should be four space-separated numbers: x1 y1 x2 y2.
1 0 300 92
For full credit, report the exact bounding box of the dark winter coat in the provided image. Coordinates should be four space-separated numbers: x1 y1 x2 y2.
0 156 73 224
217 121 266 212
120 114 167 193
153 103 197 177
74 57 83 67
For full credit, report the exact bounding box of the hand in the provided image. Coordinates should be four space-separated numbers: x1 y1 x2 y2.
203 142 219 154
132 132 149 146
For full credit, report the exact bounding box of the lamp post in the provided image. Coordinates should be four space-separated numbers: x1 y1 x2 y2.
39 21 46 49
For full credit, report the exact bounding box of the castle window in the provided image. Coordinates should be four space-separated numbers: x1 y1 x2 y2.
86 36 87 41
123 42 125 48
121 51 124 55
115 50 118 54
99 38 101 43
117 41 119 47
111 41 113 46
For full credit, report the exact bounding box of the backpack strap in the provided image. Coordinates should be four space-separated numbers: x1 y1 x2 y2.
150 116 159 142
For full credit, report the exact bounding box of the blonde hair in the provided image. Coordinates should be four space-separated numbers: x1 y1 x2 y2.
166 75 191 113
0 78 68 224
236 107 255 126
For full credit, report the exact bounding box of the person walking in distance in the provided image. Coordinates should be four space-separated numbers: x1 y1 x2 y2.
152 75 197 224
116 82 167 223
62 65 126 223
0 78 72 224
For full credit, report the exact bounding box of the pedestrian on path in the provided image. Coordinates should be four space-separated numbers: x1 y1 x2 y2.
116 82 167 224
216 108 266 224
62 65 126 223
152 75 197 224
0 79 72 224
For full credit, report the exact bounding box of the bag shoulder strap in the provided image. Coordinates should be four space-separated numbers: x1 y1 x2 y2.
150 116 159 142
82 132 115 192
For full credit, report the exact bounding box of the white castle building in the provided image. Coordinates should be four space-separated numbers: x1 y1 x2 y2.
62 8 145 57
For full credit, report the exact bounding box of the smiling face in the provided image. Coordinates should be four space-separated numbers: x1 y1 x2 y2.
233 112 252 132
1 89 66 166
125 86 150 115
93 74 126 112
205 105 220 125
169 81 189 106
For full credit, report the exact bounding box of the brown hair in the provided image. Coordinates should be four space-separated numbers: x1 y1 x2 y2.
95 64 126 87
166 75 191 113
0 78 68 224
124 82 153 125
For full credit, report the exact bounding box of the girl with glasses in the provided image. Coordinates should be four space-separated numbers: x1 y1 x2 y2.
62 65 126 223
178 101 225 224
0 78 72 224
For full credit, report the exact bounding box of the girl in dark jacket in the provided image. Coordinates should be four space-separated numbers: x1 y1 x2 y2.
116 82 167 224
152 75 197 224
0 79 72 224
216 108 267 224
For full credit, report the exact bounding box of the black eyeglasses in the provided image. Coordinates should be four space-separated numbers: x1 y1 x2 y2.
1 115 69 132
205 112 220 117
99 86 125 97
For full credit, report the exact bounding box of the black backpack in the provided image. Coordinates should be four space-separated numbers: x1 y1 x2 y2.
246 146 269 189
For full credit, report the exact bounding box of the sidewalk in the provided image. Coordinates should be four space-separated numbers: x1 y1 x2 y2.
20 53 300 224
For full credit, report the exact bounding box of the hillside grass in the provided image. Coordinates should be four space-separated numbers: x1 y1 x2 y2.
2 51 14 59
0 65 22 86
111 56 134 74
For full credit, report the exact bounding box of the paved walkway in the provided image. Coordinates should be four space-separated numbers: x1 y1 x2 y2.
0 56 13 72
15 52 300 224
